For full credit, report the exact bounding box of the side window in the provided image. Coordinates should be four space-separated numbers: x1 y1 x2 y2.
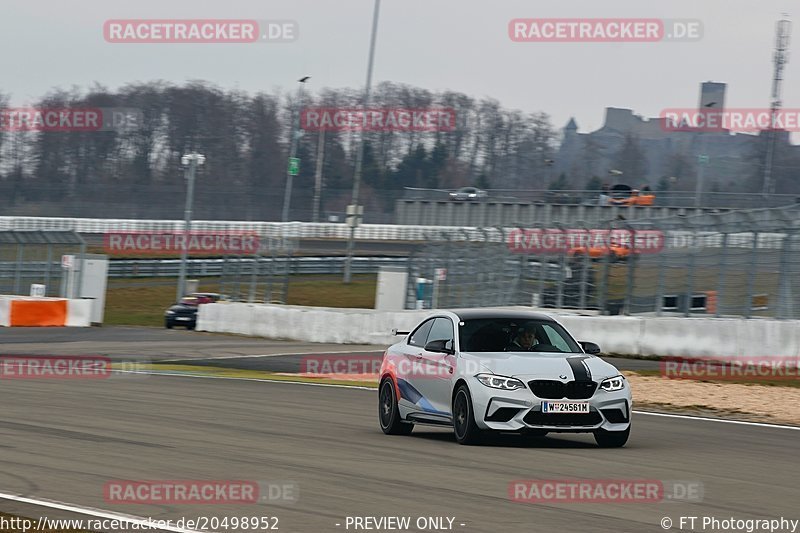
426 318 454 349
541 324 570 352
408 319 435 347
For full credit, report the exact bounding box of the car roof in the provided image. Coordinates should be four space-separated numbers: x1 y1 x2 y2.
451 309 556 322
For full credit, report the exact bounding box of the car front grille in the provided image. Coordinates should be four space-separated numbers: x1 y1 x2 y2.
528 380 597 399
524 410 603 427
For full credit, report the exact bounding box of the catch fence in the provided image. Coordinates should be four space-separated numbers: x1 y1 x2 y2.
405 206 800 319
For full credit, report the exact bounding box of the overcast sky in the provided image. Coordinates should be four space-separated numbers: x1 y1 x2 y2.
3 0 797 138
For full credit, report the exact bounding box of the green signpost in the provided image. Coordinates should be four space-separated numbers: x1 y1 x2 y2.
288 157 300 176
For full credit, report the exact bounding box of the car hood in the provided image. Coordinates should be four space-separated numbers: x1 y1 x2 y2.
460 351 620 381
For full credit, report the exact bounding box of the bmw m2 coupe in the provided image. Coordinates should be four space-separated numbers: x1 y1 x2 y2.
378 310 631 446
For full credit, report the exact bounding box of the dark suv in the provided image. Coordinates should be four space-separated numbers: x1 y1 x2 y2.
164 293 224 330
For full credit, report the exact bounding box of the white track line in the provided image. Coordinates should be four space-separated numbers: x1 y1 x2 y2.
157 349 382 363
118 369 800 431
0 492 203 533
633 410 800 431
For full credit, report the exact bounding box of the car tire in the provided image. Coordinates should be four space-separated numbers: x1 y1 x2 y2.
594 426 630 448
186 323 196 330
452 385 483 445
165 321 173 329
379 379 413 436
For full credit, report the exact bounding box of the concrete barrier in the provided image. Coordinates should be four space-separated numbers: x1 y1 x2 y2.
0 296 92 327
199 303 429 345
559 315 800 358
197 303 800 358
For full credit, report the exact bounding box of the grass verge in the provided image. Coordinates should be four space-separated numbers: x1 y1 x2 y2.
104 274 377 327
126 363 378 388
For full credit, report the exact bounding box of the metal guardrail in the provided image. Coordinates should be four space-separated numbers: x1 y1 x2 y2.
1 256 577 283
2 206 800 244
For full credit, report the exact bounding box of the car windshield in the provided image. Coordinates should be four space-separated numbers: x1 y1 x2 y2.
179 297 200 305
459 318 581 353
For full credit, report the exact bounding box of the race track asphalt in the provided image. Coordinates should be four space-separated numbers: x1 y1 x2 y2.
0 328 797 533
0 327 660 372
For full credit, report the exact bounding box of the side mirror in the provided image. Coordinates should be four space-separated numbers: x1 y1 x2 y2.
424 339 454 355
579 341 601 355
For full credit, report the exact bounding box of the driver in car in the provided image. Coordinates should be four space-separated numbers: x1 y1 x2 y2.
507 323 540 351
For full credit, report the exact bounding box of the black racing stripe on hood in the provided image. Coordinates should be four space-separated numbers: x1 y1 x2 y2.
567 356 592 381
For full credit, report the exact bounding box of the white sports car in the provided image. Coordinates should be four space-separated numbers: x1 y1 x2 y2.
378 310 632 446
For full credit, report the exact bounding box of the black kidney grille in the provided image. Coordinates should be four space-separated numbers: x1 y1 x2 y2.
529 380 597 399
566 381 598 399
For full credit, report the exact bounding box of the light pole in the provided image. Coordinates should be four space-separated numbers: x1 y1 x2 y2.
344 0 382 284
177 152 205 302
312 130 326 223
282 76 310 223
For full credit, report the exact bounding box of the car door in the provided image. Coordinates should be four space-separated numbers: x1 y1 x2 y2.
395 318 435 415
418 317 457 417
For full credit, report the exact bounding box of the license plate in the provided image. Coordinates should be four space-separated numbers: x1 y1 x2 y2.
542 401 590 413
176 317 190 321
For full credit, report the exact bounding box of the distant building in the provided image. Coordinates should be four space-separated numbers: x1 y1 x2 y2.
699 81 726 111
554 81 797 191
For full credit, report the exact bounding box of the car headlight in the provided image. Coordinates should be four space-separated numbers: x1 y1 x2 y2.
165 310 175 315
476 373 525 390
599 375 626 392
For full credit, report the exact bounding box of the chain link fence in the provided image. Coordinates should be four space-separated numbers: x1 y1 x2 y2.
217 238 298 304
405 205 800 319
0 231 86 297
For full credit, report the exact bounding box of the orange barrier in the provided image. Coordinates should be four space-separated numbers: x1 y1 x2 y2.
610 195 656 206
9 299 68 326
